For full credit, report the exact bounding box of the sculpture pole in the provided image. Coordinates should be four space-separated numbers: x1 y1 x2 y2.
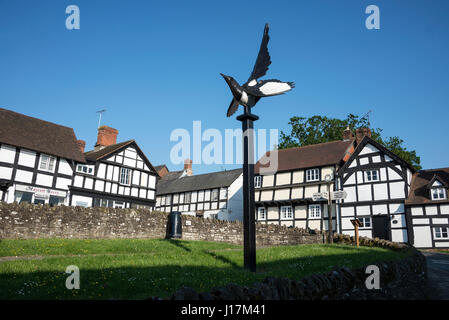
237 105 259 272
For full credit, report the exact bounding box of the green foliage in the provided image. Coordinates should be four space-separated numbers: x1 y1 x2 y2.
279 114 421 170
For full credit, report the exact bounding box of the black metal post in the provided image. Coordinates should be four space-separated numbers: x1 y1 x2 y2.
237 106 259 272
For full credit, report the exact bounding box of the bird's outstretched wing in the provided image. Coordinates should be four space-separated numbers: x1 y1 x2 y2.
244 79 295 97
227 98 239 117
247 24 271 82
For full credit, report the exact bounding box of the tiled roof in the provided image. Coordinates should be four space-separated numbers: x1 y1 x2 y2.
255 140 353 174
156 168 242 195
406 168 449 205
0 107 85 162
84 140 134 161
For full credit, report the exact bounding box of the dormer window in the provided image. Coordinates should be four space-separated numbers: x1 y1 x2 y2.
431 187 447 200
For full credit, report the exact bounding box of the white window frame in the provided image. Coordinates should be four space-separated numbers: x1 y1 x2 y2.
257 207 266 220
431 187 447 200
359 217 372 229
309 204 321 219
211 189 219 201
119 167 131 186
280 206 293 220
39 154 56 172
305 168 319 182
76 164 94 175
434 227 449 239
184 192 191 203
254 176 262 188
365 169 379 182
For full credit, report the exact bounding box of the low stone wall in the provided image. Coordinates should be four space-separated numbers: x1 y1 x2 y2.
163 236 428 300
0 202 325 246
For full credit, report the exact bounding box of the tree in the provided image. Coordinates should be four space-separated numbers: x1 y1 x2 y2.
278 114 421 170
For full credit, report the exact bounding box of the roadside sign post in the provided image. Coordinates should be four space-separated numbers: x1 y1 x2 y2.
350 218 362 247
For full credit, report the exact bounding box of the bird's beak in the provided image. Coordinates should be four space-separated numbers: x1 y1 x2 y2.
220 73 232 86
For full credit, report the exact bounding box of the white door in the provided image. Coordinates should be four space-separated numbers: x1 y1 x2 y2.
413 226 432 248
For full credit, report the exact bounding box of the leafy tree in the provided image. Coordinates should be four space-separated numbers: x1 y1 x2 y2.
278 114 421 170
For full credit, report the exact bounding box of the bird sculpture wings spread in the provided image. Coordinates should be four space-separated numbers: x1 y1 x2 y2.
248 23 272 83
226 23 294 117
226 24 271 117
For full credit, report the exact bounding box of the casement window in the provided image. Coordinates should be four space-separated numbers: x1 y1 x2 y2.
431 187 447 200
161 196 166 206
359 217 372 229
309 204 321 219
76 164 94 175
220 188 228 200
49 196 65 207
257 207 266 220
119 167 131 185
184 192 191 203
14 191 33 204
434 227 449 239
305 169 319 182
39 154 56 172
211 189 219 201
254 176 262 188
365 170 379 182
280 206 293 220
173 194 179 204
93 198 113 208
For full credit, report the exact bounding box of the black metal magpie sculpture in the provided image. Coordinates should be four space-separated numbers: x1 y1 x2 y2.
221 23 294 117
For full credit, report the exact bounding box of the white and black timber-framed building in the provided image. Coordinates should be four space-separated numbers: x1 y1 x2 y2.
69 126 158 209
155 163 243 221
337 132 415 243
254 127 416 245
405 168 449 249
0 108 85 205
254 137 354 230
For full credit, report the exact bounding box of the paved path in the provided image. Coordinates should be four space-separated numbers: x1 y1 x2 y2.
422 251 449 300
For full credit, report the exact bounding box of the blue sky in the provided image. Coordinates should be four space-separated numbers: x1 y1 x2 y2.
0 0 448 174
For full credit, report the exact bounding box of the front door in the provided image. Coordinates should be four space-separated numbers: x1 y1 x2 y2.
372 215 390 240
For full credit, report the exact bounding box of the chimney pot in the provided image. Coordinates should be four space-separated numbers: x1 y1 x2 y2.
184 158 193 176
95 125 118 150
343 126 354 141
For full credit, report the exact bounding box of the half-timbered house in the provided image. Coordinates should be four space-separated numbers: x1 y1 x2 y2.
405 168 449 248
0 108 85 205
155 168 243 220
338 134 415 243
254 138 354 230
69 126 158 209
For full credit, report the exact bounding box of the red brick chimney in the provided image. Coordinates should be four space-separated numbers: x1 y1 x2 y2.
342 126 354 141
184 158 193 176
95 125 118 151
76 140 86 153
355 127 371 145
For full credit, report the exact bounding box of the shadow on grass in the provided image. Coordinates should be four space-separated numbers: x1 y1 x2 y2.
202 250 240 269
0 248 407 300
165 239 192 252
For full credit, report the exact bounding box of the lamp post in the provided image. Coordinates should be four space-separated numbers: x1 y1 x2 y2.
237 105 259 272
325 174 334 244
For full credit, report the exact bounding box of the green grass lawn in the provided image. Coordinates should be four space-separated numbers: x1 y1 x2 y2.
0 239 410 300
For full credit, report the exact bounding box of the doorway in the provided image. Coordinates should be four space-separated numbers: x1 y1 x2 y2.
372 215 390 240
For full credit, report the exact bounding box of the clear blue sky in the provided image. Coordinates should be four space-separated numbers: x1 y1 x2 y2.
1 0 448 174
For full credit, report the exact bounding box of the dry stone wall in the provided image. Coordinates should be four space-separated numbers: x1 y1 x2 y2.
0 203 325 246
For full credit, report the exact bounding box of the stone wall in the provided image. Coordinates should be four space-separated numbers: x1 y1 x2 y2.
0 202 325 246
164 236 428 300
